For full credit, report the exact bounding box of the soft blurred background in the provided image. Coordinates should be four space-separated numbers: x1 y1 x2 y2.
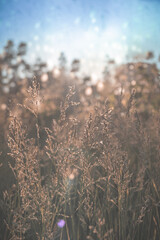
0 0 160 239
1 0 160 78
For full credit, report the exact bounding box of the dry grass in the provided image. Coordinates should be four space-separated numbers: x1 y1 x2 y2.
2 79 160 240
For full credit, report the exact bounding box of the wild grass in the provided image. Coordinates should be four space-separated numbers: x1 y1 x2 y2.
3 80 160 240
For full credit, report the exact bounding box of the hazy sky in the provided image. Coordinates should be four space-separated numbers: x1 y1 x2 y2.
0 0 160 78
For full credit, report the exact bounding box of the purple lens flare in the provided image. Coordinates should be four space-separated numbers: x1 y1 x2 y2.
57 219 66 228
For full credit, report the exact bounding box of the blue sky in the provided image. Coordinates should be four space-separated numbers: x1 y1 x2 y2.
0 0 160 78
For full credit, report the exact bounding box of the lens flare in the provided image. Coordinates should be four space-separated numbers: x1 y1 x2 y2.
57 219 65 228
